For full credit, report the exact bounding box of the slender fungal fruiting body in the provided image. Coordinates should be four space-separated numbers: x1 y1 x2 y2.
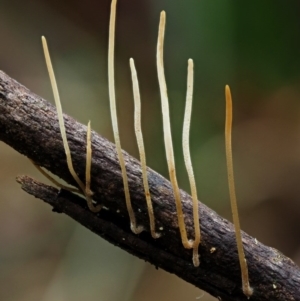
182 59 200 267
30 160 80 193
108 0 143 234
37 0 256 287
85 121 102 211
41 36 101 213
130 58 160 239
156 11 192 250
225 85 253 298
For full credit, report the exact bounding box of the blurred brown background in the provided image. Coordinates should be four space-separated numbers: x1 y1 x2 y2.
1 0 300 300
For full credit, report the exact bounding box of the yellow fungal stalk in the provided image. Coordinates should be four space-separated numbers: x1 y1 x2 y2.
130 58 160 239
156 11 192 249
41 36 101 213
108 0 143 234
225 85 253 297
182 59 200 267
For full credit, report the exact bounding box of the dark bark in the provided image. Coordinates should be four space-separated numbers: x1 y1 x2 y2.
0 70 299 301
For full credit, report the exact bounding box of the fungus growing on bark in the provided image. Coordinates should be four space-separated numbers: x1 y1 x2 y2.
129 58 160 239
225 85 253 297
156 11 192 250
108 0 143 234
41 36 101 213
37 0 257 283
182 59 200 267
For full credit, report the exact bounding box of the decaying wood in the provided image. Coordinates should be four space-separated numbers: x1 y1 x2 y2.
0 70 299 300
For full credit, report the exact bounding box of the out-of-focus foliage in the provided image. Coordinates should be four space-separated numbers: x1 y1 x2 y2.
0 0 300 300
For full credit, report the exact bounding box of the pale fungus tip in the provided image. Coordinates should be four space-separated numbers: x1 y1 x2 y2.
192 252 200 267
151 231 161 239
130 223 144 235
210 247 216 254
243 284 254 298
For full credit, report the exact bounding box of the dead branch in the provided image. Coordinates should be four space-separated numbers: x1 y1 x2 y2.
0 70 299 300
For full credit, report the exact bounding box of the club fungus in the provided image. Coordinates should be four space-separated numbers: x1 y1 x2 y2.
182 59 200 267
41 36 101 213
225 85 253 297
156 11 192 250
108 0 143 234
36 1 256 289
129 58 160 239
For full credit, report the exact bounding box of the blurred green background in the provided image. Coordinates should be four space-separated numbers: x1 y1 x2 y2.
1 0 300 300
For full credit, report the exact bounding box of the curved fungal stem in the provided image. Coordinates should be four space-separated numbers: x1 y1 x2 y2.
41 36 101 213
30 160 80 194
225 85 253 298
156 11 192 249
108 0 143 234
129 58 161 239
182 59 200 266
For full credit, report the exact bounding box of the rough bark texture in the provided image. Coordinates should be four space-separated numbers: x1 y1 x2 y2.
0 70 299 300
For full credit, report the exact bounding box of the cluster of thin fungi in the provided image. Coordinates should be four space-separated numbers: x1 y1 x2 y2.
34 0 254 298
